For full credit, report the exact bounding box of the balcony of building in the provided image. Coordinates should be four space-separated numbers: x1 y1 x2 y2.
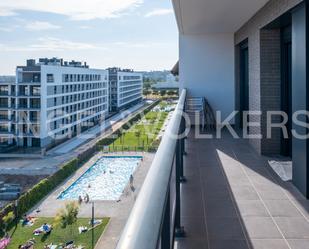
29 99 41 109
18 72 41 84
0 85 9 96
115 90 309 249
0 98 9 109
173 129 309 249
0 111 10 122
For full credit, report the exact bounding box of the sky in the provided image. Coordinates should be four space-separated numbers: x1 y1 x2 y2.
0 0 179 75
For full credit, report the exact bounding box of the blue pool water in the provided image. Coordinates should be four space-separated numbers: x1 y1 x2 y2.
58 156 142 201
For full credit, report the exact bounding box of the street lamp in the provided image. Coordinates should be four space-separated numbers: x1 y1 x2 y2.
84 190 95 249
14 199 18 229
91 201 94 249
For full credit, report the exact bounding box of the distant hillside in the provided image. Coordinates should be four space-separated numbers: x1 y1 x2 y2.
138 70 170 83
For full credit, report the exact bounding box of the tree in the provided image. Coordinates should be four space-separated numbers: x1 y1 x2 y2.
167 90 174 96
143 89 151 98
54 202 79 241
160 90 166 97
152 89 159 96
143 81 152 89
135 130 141 146
2 211 15 233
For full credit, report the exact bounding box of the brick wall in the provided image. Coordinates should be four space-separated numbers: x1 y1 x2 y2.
260 29 281 155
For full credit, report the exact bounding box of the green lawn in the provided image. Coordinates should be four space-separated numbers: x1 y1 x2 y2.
6 217 109 249
111 102 170 151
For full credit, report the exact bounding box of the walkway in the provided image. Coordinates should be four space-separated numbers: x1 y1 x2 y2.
175 129 309 249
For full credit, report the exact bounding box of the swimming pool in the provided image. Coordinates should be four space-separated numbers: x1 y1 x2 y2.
58 156 142 201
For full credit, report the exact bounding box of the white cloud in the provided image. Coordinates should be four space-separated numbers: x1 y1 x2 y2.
25 21 61 31
113 41 169 48
0 37 105 52
0 9 17 17
32 37 98 51
144 8 173 18
0 0 143 20
0 38 169 53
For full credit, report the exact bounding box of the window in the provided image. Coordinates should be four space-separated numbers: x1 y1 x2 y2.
30 111 39 121
64 74 69 83
30 99 40 108
18 98 27 108
0 86 9 95
19 85 28 96
47 74 54 83
31 86 41 96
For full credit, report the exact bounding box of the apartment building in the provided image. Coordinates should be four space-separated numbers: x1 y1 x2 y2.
108 67 142 112
0 58 109 148
0 77 15 147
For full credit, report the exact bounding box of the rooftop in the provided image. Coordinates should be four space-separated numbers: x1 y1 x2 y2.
19 58 90 69
107 67 134 73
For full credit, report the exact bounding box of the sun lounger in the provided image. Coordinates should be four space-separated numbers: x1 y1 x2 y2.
78 226 88 234
46 244 57 249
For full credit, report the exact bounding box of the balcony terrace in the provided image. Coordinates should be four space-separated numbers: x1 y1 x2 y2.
175 129 309 249
116 90 309 249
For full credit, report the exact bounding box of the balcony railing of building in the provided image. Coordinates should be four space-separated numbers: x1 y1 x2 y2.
116 89 187 249
18 80 41 84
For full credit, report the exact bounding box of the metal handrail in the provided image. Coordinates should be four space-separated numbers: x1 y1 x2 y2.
116 89 187 249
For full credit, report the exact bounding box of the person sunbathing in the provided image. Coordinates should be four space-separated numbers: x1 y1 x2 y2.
33 223 52 235
43 223 52 234
22 215 35 226
18 239 35 249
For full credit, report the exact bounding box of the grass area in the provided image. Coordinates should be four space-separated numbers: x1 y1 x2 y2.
110 101 171 151
7 217 109 249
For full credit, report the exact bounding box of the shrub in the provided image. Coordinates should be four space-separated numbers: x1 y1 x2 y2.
16 159 79 216
2 211 15 232
54 201 80 242
54 201 79 229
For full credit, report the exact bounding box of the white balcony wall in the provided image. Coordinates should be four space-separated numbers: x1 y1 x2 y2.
179 33 235 122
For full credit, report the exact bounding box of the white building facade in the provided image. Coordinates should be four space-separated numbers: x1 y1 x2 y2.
3 58 109 148
0 77 15 147
108 68 143 112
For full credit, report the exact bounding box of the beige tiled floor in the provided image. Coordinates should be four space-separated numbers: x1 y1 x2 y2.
175 129 309 249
